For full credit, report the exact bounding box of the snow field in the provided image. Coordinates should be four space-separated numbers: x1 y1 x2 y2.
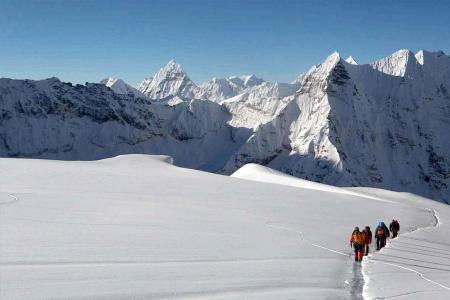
0 155 448 299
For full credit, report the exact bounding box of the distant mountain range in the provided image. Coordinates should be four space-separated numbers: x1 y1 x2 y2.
1 49 449 203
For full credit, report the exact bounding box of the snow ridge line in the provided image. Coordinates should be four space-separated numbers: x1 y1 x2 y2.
431 208 441 227
0 193 18 206
405 207 441 233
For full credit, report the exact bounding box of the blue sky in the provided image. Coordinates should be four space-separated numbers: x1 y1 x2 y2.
1 0 449 86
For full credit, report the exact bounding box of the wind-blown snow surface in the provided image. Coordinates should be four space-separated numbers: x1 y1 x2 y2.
234 164 450 299
354 188 450 299
1 155 449 299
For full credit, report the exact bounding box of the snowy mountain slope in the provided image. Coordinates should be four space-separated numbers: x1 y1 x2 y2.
0 77 243 171
371 49 418 77
220 82 298 129
138 60 198 101
195 74 265 102
100 77 145 98
351 187 450 299
1 49 450 203
232 163 391 202
137 77 152 92
224 50 450 203
222 52 343 176
2 155 448 299
233 163 450 299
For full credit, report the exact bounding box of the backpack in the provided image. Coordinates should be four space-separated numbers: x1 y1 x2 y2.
377 227 384 237
353 232 364 244
365 230 372 243
393 220 399 230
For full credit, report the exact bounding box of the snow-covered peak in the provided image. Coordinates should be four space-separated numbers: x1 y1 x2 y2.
414 50 450 81
138 60 197 101
292 52 342 87
371 49 418 77
240 74 264 87
415 50 425 65
3 48 450 203
319 52 341 73
415 50 450 66
302 52 342 82
195 74 264 102
345 56 358 65
327 51 341 63
100 77 118 87
161 59 183 75
227 75 264 88
100 77 145 98
150 59 187 85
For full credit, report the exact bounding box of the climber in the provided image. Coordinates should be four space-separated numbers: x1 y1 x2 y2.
350 227 364 262
375 222 390 250
389 219 400 238
362 226 372 256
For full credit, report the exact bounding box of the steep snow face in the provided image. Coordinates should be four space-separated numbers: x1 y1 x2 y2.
100 77 145 98
221 82 298 129
138 60 197 101
222 52 342 176
195 78 240 102
224 50 450 203
345 56 358 65
137 77 152 92
370 49 420 77
195 75 265 102
0 77 242 171
229 74 264 88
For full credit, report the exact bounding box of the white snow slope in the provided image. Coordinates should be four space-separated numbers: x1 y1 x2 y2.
1 155 449 299
100 77 145 98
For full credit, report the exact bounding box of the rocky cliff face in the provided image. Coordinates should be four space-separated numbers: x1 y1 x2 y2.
2 49 450 202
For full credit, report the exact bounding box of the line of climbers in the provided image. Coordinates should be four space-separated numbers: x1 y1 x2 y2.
349 219 400 262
